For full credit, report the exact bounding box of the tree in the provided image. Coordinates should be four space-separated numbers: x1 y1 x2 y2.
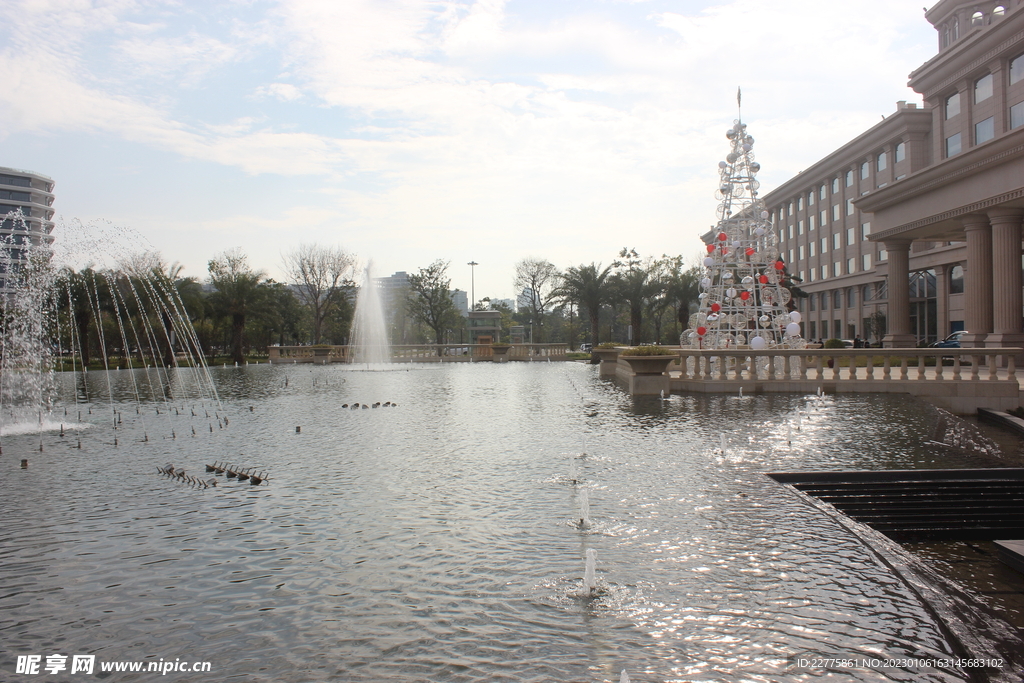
513 257 559 343
658 255 701 344
610 249 661 344
282 244 356 344
407 260 460 352
556 262 613 347
207 249 272 364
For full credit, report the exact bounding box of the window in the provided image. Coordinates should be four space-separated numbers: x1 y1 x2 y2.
809 270 816 282
1012 101 1024 130
1012 53 1024 85
942 23 950 48
799 270 805 283
894 142 905 163
945 92 960 119
820 185 827 201
952 16 959 41
847 258 856 276
832 204 841 221
876 152 887 172
846 198 855 215
950 264 964 293
845 170 853 187
809 216 816 231
821 264 829 279
831 178 839 193
789 249 794 263
798 220 804 235
879 249 887 261
821 292 829 310
809 321 817 339
971 10 984 28
808 191 814 207
833 290 842 308
799 245 805 260
862 283 872 301
832 233 841 250
809 243 815 257
861 222 871 240
798 196 804 211
946 132 962 157
847 228 855 245
976 116 995 144
975 74 993 103
809 295 816 312
820 209 827 226
788 225 794 239
821 237 828 253
847 287 856 307
789 201 794 215
994 6 1005 20
862 254 872 271
860 162 869 180
834 261 841 277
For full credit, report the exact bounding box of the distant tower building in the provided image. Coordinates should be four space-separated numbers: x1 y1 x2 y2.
450 288 468 317
0 166 55 292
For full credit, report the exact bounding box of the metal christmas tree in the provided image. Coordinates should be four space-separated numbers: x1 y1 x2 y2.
685 90 804 351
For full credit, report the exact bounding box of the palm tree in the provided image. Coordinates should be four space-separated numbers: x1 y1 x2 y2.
556 262 613 348
207 249 272 364
610 249 661 344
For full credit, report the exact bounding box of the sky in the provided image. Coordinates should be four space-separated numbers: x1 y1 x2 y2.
0 0 939 303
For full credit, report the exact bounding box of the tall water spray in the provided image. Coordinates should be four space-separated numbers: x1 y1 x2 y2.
350 262 391 365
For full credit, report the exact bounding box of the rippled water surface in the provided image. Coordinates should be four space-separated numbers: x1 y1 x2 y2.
0 363 1019 681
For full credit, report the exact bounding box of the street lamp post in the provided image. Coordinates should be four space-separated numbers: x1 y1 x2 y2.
467 261 478 312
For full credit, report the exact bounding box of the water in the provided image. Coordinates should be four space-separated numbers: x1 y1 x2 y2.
350 262 391 365
1 362 1022 682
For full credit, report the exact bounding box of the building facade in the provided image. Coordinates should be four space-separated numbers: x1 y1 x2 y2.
762 0 1024 347
0 166 55 292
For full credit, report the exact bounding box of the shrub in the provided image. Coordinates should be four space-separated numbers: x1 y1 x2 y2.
823 338 846 349
596 342 620 349
619 345 677 357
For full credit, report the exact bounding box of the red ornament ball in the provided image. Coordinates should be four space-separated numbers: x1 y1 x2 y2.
710 303 721 312
775 260 785 271
707 244 716 254
696 326 707 336
740 291 750 300
745 247 755 257
718 232 727 242
759 275 769 284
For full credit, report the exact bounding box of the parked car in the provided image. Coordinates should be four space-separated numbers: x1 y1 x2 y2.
579 343 593 353
929 330 968 348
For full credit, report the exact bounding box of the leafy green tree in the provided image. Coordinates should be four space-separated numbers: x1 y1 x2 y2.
657 255 701 344
610 249 662 344
407 260 460 352
555 262 613 347
207 249 273 363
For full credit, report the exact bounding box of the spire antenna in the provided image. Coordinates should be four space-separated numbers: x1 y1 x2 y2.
737 86 742 122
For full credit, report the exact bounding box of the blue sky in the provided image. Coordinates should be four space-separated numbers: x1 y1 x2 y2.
1 0 938 301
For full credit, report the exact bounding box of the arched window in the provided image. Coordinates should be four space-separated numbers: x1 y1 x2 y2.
942 24 950 48
971 11 983 28
993 6 1005 19
876 152 887 172
952 16 960 40
894 142 905 163
860 161 869 180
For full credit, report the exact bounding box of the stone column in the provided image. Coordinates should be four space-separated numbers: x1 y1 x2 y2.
882 240 916 347
935 264 949 340
961 214 993 347
986 208 1024 349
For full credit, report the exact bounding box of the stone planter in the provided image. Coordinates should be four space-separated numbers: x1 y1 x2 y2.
592 348 620 377
618 354 675 395
312 347 332 364
491 345 512 363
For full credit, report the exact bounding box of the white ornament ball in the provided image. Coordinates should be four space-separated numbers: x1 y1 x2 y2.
754 227 765 236
789 311 802 323
701 277 711 288
726 287 737 298
750 336 767 350
760 211 769 219
703 257 714 267
742 143 752 152
785 322 801 336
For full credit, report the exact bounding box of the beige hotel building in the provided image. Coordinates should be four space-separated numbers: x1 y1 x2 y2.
763 0 1024 348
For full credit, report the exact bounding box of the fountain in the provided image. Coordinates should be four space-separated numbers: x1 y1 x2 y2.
3 215 1023 681
582 548 598 597
349 261 390 365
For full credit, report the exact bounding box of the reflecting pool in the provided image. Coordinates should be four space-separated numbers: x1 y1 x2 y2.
1 362 1020 681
